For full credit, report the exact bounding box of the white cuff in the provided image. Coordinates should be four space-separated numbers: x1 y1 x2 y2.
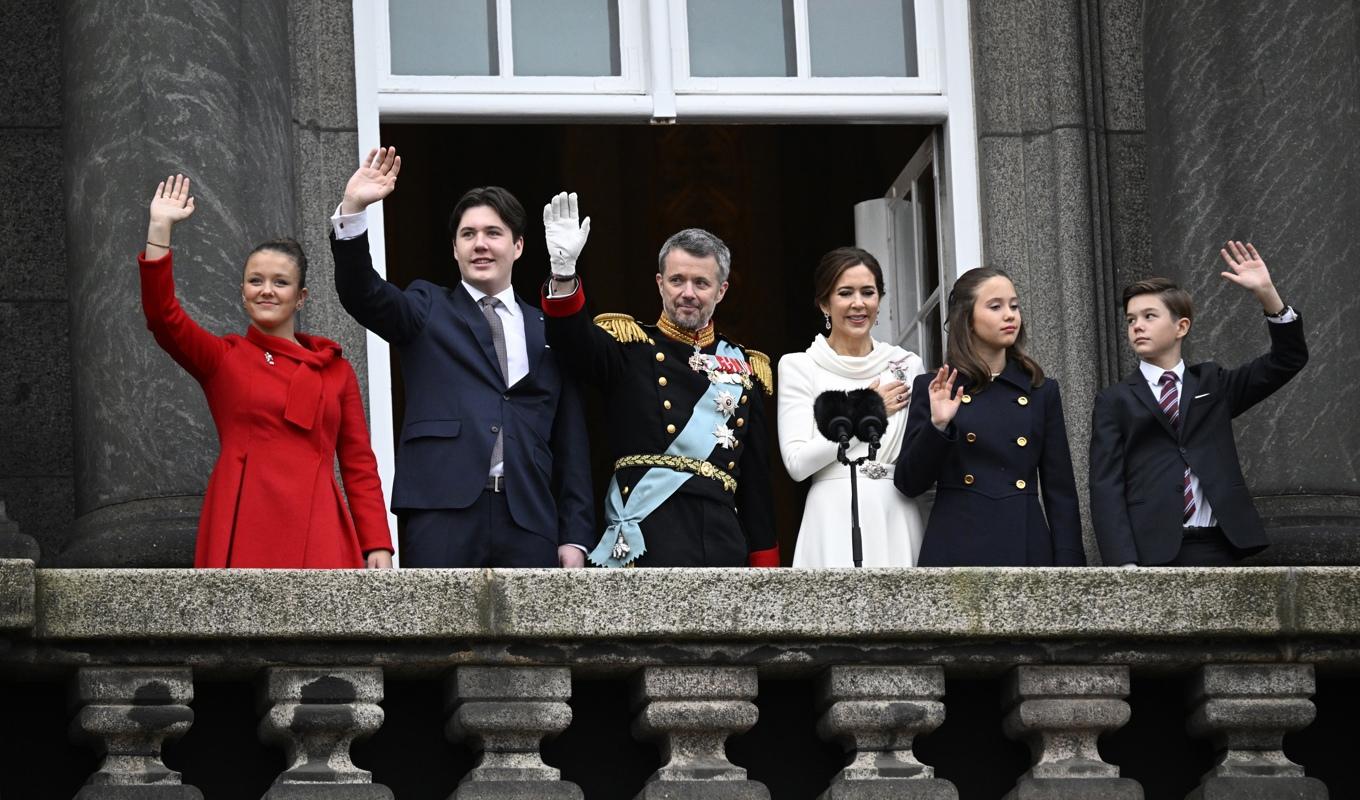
1266 305 1298 323
331 203 368 240
565 543 588 553
545 276 580 298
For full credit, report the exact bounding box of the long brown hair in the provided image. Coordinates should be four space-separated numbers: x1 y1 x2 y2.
945 267 1045 391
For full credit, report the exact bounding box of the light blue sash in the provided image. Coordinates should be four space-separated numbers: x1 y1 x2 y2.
589 341 743 567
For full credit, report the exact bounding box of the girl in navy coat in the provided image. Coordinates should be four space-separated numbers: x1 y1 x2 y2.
894 268 1085 566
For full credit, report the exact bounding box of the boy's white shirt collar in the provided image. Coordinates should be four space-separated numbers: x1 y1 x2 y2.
1139 359 1185 383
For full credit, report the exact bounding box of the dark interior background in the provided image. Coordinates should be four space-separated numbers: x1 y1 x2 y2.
377 122 932 561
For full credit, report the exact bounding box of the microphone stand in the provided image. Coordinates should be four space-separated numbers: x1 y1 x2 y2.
836 437 880 569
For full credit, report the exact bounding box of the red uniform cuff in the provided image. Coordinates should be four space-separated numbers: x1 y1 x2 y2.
747 546 780 568
541 278 585 317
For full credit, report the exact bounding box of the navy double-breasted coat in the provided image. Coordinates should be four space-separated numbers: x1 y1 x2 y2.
894 361 1085 566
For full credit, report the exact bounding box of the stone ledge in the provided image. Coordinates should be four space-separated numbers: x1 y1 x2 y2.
20 566 1360 642
0 559 35 630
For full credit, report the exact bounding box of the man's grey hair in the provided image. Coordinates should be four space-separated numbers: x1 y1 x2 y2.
657 228 731 283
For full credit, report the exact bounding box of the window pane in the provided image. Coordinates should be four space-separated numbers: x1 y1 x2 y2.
923 304 943 369
389 0 497 76
807 0 917 77
687 0 796 77
513 0 620 76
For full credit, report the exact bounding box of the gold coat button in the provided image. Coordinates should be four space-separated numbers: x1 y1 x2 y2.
658 377 668 387
655 352 665 362
963 474 975 485
622 486 630 495
648 339 655 345
727 461 735 470
961 394 972 404
1015 479 1027 489
736 418 745 427
1017 396 1029 406
1016 436 1028 447
666 424 676 434
663 400 672 410
740 395 748 405
965 432 977 443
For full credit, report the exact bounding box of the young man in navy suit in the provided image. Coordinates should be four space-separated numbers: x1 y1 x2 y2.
1090 241 1307 566
328 147 594 568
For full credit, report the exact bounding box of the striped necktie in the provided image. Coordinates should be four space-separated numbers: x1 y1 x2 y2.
479 296 509 469
1158 371 1195 522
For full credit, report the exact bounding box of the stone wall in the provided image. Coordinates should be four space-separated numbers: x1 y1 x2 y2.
0 0 73 561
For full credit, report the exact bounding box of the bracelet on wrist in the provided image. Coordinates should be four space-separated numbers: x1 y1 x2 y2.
147 240 170 249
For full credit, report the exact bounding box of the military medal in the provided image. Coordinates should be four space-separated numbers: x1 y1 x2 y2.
689 351 754 388
713 390 738 418
713 423 738 449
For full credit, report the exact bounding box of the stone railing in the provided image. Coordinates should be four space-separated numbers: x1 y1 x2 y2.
1 562 1352 798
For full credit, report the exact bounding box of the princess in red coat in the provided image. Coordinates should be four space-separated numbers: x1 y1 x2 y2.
139 174 394 568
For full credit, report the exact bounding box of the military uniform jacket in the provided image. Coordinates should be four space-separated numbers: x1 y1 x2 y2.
541 281 779 566
895 361 1084 566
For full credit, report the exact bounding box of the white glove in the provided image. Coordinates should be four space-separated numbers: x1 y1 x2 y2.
543 191 591 278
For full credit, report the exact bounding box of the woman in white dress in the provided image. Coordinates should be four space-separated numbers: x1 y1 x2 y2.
778 247 927 567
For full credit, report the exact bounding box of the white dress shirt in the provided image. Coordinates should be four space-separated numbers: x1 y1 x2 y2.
1138 360 1216 528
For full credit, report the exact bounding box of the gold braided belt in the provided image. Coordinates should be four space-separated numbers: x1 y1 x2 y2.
614 454 737 494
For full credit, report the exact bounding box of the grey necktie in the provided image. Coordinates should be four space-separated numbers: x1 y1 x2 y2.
478 296 509 469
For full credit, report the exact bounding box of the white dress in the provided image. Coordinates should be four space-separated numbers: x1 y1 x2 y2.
778 335 927 567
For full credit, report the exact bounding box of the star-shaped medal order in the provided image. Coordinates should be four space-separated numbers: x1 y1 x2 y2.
713 423 738 450
713 390 738 418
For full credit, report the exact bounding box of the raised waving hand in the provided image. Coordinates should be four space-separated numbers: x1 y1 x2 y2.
1219 239 1285 314
928 366 962 431
341 146 402 215
145 174 195 260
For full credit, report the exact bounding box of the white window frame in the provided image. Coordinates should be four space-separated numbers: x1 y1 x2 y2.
351 0 982 550
668 0 940 95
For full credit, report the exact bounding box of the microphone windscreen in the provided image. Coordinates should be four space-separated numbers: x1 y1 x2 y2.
813 390 852 442
846 388 888 441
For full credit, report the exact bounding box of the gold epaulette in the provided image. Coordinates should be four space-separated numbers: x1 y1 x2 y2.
745 349 774 395
593 313 648 344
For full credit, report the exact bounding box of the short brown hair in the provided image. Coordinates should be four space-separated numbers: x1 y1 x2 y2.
448 186 526 242
1122 277 1194 325
813 247 886 311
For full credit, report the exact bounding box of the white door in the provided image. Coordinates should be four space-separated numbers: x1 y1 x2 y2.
853 131 947 367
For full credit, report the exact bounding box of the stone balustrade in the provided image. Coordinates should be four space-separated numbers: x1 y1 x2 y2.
1 562 1353 798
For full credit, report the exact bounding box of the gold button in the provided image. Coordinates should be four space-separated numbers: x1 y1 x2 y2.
740 395 748 405
663 400 672 410
666 424 676 434
622 486 630 495
965 432 977 443
1015 479 1027 489
1016 436 1028 447
648 339 655 345
728 461 735 470
963 474 975 485
1018 396 1029 406
655 352 665 362
736 418 745 427
658 377 668 387
734 440 741 448
961 394 972 404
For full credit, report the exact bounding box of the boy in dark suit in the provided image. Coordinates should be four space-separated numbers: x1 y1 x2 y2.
1090 241 1307 566
329 147 594 568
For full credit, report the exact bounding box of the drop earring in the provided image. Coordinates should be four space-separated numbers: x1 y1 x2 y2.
823 312 831 331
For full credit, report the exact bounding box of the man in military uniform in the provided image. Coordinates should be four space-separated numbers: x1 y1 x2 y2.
538 192 779 567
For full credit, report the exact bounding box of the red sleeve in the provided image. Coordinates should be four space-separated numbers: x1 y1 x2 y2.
747 545 781 568
540 277 586 317
336 367 394 555
138 250 229 382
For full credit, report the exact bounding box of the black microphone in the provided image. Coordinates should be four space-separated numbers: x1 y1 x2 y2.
847 388 888 445
813 391 855 444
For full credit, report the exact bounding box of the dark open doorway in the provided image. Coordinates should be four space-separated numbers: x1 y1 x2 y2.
378 122 932 562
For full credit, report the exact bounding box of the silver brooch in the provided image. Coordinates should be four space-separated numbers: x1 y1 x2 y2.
860 461 889 479
887 356 911 382
713 390 738 418
264 352 275 366
713 423 738 450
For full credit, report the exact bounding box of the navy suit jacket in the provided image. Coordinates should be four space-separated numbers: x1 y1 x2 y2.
331 232 593 549
1089 316 1307 565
